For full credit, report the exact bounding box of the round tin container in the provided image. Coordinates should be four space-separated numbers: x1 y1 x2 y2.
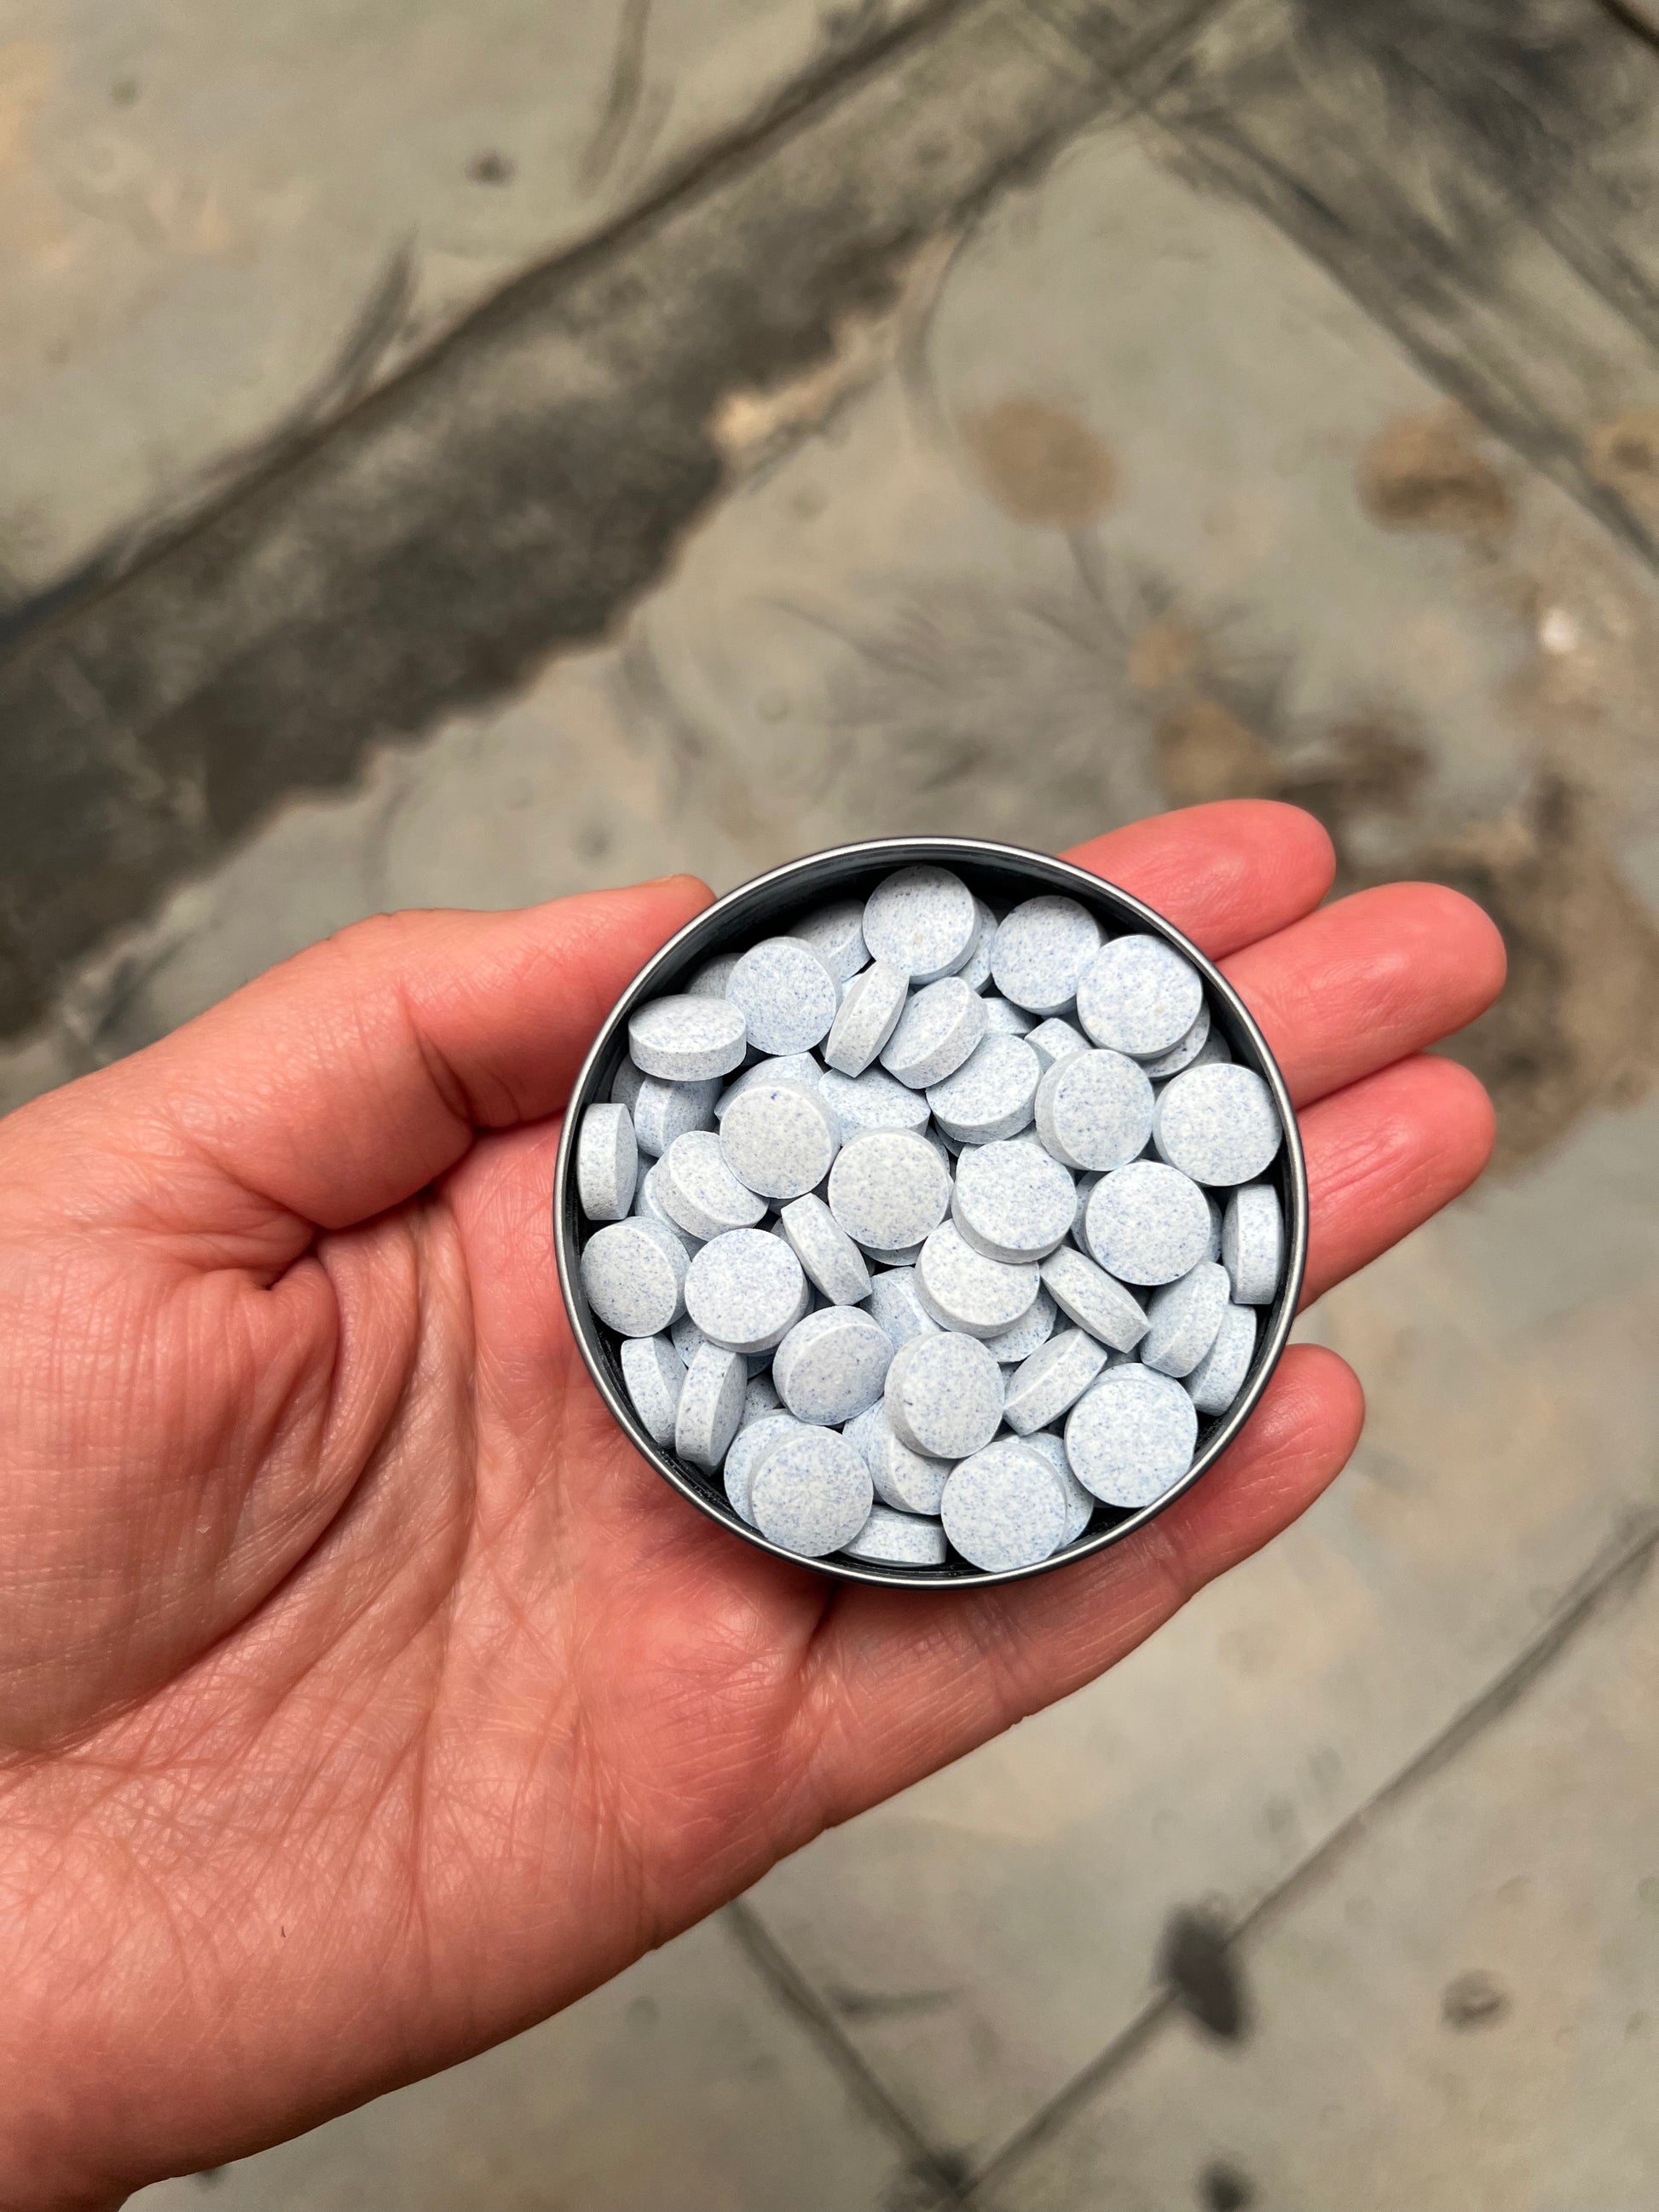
553 837 1308 1588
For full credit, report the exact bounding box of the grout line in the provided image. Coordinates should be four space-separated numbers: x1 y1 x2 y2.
724 1897 974 2203
968 1513 1659 2198
1151 107 1659 586
1598 0 1659 55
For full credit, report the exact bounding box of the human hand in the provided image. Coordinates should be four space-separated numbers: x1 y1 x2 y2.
0 803 1503 2206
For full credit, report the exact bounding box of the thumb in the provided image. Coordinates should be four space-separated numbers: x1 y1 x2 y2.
3 880 710 1264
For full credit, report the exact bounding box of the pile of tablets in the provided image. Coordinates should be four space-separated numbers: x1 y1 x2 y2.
574 864 1286 1573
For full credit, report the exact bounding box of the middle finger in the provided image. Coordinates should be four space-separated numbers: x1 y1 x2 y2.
1223 881 1506 1107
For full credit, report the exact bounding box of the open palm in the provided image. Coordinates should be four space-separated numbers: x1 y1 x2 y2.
0 803 1503 2207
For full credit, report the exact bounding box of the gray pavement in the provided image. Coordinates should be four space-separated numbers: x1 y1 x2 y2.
9 0 1659 2203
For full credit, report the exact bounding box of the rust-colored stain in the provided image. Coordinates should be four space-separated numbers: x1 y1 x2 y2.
964 397 1116 528
1586 407 1659 516
1156 696 1280 809
1420 777 1659 1170
1356 407 1512 535
1138 592 1659 1171
1128 615 1201 692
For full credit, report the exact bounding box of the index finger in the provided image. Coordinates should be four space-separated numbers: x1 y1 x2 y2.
1063 800 1336 956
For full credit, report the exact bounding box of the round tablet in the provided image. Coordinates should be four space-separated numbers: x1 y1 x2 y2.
883 1331 1005 1459
620 1333 684 1446
1075 936 1204 1060
824 959 908 1077
1140 1002 1211 1079
628 996 749 1082
581 1217 689 1336
916 1222 1040 1339
991 895 1104 1015
686 950 742 999
983 1285 1058 1365
940 1440 1067 1571
1187 1302 1257 1417
670 1311 708 1366
880 977 988 1090
951 1140 1076 1262
1204 1192 1224 1263
632 1074 720 1159
1182 1025 1233 1072
927 1034 1042 1144
1084 1161 1213 1285
862 865 980 983
1024 1429 1096 1544
658 1130 767 1241
685 1227 808 1355
576 1102 639 1222
723 1412 807 1525
790 898 869 984
845 1401 953 1516
1026 1017 1089 1071
726 938 840 1056
1039 1245 1149 1352
1222 1183 1284 1305
1065 1366 1197 1505
719 1081 840 1201
841 1503 950 1568
1070 1170 1100 1238
1140 1261 1230 1378
743 1370 783 1425
983 997 1036 1037
1034 1049 1154 1173
631 1160 698 1250
673 1343 748 1470
818 1066 931 1142
1153 1064 1284 1187
827 1129 951 1252
772 1306 893 1425
956 901 999 993
864 1267 942 1352
1002 1327 1109 1434
860 1239 927 1267
751 1427 875 1556
778 1193 871 1305
717 1053 823 1118
610 1056 647 1113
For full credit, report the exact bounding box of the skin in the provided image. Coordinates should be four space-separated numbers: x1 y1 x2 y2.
0 802 1505 2207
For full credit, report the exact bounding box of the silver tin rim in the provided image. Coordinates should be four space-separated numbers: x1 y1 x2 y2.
552 836 1309 1590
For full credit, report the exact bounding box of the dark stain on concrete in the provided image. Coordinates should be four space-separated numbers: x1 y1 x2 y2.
1199 2162 1257 2211
1287 0 1633 218
1159 1907 1251 2041
1 0 1208 1042
1441 1967 1512 2029
883 2149 974 2211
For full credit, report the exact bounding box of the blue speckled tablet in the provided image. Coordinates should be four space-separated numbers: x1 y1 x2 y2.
1064 1366 1197 1505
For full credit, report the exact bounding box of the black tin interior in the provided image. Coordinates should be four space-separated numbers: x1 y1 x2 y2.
552 837 1309 1590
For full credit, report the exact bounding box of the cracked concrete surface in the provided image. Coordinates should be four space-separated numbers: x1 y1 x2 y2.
6 0 1659 2204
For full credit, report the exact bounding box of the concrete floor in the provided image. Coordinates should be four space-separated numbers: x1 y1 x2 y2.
6 2 1659 2205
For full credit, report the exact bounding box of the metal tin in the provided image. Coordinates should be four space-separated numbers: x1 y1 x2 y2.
552 837 1309 1590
